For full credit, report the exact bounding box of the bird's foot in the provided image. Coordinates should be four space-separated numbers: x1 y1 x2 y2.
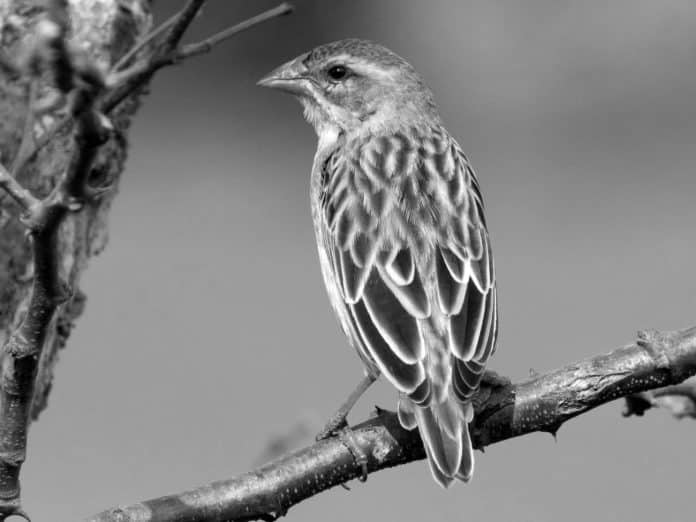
316 416 369 483
338 426 368 482
316 411 349 441
316 371 379 441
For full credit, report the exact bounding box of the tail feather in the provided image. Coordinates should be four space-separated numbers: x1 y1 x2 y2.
407 397 474 487
422 434 456 488
455 424 474 481
397 396 418 429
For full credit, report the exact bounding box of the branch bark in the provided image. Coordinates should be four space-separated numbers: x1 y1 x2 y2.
0 1 293 518
0 2 130 517
86 326 696 522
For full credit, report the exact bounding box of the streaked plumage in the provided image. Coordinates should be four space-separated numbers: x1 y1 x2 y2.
259 39 498 487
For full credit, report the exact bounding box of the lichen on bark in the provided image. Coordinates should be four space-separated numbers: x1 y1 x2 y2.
0 0 151 421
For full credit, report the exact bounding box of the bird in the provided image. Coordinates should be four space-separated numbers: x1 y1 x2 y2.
258 39 497 487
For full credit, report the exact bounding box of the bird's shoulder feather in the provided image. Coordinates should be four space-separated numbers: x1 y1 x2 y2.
314 126 497 403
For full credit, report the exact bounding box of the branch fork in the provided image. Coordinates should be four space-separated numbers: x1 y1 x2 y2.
0 1 295 519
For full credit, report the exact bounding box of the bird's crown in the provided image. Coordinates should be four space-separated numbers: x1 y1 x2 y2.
260 39 441 139
302 39 410 71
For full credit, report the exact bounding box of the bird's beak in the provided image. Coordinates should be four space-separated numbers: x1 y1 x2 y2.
257 56 311 96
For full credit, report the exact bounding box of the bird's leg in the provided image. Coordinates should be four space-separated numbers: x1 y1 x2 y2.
316 370 379 482
316 370 379 441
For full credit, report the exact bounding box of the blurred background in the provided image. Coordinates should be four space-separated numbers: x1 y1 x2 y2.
22 0 696 520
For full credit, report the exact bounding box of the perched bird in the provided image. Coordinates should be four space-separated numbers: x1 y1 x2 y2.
259 39 497 487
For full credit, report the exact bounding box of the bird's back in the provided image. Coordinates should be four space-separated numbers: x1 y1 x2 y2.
310 123 497 486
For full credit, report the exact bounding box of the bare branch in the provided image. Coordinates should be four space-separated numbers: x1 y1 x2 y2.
178 3 295 60
113 9 182 72
15 2 294 174
9 81 38 176
0 6 111 519
0 2 295 517
86 326 696 522
103 2 294 113
161 0 207 53
0 164 40 213
10 116 72 181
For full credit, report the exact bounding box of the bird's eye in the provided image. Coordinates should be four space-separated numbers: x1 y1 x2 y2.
327 65 348 81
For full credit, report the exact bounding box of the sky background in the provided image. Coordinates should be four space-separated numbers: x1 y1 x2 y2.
18 0 696 520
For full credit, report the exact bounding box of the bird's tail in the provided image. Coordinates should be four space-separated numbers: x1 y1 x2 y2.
398 395 474 487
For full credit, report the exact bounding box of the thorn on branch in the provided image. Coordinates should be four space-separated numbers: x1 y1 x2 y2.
623 393 653 417
86 325 696 522
624 379 696 420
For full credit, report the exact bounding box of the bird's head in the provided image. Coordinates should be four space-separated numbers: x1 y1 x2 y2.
258 39 440 139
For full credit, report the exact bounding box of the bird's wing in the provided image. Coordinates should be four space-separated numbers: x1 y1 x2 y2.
434 146 497 402
318 136 432 400
318 131 496 405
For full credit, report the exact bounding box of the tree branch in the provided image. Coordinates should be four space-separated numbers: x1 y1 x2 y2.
11 2 294 177
0 2 296 518
177 3 295 61
0 164 40 213
0 3 111 518
160 0 206 54
86 326 696 522
103 2 293 113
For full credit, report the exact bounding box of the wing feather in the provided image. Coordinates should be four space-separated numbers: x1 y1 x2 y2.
377 263 430 319
362 269 425 364
319 132 497 418
432 147 497 403
349 298 425 393
339 246 372 303
448 279 486 361
386 247 415 284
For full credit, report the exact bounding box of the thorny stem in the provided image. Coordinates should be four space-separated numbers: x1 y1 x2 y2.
86 327 696 522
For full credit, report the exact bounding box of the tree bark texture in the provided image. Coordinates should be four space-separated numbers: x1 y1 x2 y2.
0 0 151 422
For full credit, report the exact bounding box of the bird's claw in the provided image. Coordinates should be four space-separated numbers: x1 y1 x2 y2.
338 427 368 482
315 415 348 441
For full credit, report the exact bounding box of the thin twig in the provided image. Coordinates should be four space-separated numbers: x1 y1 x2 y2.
0 1 295 518
103 2 294 112
161 0 206 53
18 2 295 172
178 2 295 60
0 5 110 519
86 326 696 522
0 164 40 212
113 8 182 71
10 81 38 176
11 116 73 180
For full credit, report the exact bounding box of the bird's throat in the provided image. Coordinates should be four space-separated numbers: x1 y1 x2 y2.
317 124 341 151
